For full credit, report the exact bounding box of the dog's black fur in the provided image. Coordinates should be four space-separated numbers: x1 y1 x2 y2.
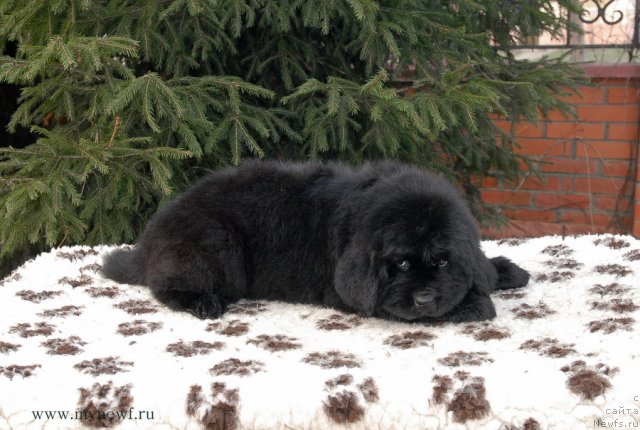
102 160 529 322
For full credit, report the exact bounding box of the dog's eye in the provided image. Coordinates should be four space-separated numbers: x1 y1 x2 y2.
433 258 448 268
396 260 411 272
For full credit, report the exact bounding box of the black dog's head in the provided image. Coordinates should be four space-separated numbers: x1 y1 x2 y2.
333 168 513 321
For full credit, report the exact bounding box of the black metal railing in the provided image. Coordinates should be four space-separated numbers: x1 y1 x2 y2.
514 0 639 60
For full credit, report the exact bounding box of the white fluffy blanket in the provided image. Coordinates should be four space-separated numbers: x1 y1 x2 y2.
1 235 639 430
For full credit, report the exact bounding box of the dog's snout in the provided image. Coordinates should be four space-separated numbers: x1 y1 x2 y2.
413 291 434 307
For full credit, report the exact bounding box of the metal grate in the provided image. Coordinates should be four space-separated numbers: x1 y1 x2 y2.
514 0 639 59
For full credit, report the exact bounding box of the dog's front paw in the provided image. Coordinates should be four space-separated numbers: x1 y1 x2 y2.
188 294 225 319
439 291 496 322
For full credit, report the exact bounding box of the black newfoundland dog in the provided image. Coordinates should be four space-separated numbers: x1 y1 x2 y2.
102 160 529 322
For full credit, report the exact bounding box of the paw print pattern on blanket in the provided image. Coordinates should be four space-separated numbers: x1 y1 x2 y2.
1 236 640 429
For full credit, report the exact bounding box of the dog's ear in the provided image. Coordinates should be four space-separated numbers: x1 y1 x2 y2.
470 251 498 295
490 256 530 290
334 240 378 317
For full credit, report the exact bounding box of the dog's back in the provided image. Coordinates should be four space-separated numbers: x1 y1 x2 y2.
102 160 350 317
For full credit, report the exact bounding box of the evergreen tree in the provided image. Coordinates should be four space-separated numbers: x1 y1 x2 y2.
0 0 583 275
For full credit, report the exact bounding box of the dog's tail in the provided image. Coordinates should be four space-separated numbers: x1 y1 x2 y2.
102 247 143 285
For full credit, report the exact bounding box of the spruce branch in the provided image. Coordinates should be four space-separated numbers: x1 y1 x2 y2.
0 0 586 275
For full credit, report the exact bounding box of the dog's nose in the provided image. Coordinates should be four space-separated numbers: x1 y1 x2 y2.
413 291 434 307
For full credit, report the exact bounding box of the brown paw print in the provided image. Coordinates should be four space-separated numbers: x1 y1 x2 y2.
622 249 640 261
9 322 56 338
519 337 576 358
74 357 134 376
502 418 542 430
322 375 378 424
543 258 583 270
495 290 527 300
433 374 491 424
58 274 93 288
186 382 240 430
383 330 436 349
57 248 98 261
38 305 84 318
117 320 163 336
593 237 630 249
210 358 264 376
114 299 158 315
166 340 225 357
0 270 22 286
560 361 617 400
247 334 301 352
41 336 87 355
432 375 453 404
324 390 365 424
542 244 573 257
226 301 268 316
590 298 638 313
497 238 529 246
80 263 102 273
207 320 249 337
0 364 41 380
303 350 362 369
438 351 494 367
0 341 21 353
511 302 556 320
460 323 511 341
534 271 575 283
78 382 133 428
316 313 362 331
587 317 635 334
588 283 631 297
593 264 632 278
85 286 121 298
15 290 63 303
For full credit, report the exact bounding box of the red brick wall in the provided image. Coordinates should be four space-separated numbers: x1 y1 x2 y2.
482 65 640 238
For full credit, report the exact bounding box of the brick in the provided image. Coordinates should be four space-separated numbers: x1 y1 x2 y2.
516 158 530 172
404 87 416 96
516 175 562 191
514 122 547 138
600 160 632 177
607 86 640 104
483 219 615 239
595 195 632 212
502 208 556 222
590 72 637 83
494 120 548 138
515 139 568 157
484 177 499 188
475 176 498 188
577 104 640 123
493 120 511 134
546 122 606 140
562 86 606 104
575 141 632 159
534 192 591 209
557 210 613 227
539 157 598 175
481 190 532 206
569 177 628 194
560 176 574 191
608 123 639 141
543 109 577 122
619 214 634 230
